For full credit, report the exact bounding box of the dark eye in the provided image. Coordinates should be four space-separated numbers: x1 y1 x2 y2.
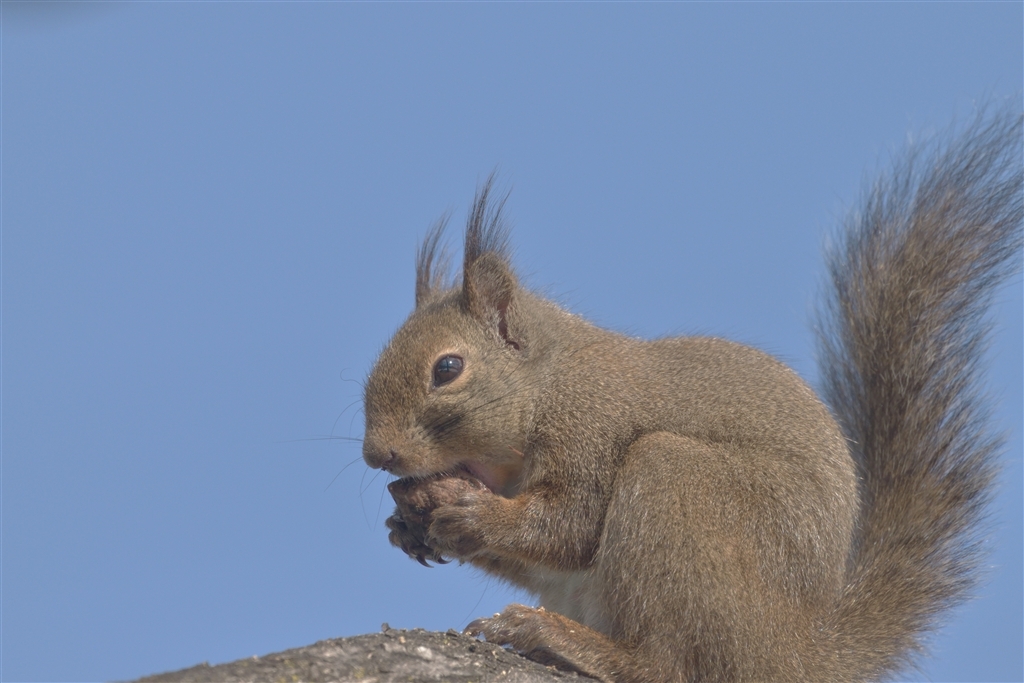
433 355 464 386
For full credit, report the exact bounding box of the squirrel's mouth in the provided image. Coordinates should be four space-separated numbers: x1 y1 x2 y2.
393 451 524 498
458 461 501 494
391 462 495 491
457 455 525 498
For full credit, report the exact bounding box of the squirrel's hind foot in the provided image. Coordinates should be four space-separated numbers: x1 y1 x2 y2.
466 603 643 683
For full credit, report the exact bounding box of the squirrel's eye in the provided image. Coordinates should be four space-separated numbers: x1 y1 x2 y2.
433 355 464 386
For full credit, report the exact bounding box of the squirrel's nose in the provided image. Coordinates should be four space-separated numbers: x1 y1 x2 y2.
363 444 398 471
379 450 397 471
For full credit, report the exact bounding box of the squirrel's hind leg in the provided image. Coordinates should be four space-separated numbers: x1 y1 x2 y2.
596 431 833 682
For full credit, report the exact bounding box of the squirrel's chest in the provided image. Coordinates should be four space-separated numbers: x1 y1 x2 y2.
527 566 612 635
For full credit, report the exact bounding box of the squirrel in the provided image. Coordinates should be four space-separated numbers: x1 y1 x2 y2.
361 110 1023 682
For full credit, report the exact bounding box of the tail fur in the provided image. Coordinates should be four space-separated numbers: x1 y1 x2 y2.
817 108 1023 680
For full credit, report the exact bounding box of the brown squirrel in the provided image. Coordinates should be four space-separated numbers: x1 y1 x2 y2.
361 110 1023 682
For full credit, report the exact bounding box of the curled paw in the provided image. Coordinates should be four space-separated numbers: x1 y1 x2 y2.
424 488 490 559
388 473 484 520
386 473 487 565
385 509 448 566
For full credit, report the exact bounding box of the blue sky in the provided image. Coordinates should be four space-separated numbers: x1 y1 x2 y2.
2 3 1021 682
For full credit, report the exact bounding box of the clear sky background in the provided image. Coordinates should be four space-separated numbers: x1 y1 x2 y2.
2 3 1020 682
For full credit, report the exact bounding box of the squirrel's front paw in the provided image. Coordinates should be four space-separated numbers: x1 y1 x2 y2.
426 488 492 559
385 510 448 566
387 474 488 564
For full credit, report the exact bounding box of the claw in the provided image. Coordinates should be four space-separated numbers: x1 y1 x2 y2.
416 554 432 567
464 617 488 637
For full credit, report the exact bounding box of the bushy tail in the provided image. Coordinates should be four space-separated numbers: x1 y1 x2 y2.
816 109 1023 681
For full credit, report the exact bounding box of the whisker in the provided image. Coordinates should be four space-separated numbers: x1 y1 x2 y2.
426 383 528 436
361 467 383 498
359 467 384 531
280 436 364 443
348 405 365 439
331 398 364 438
461 576 491 625
375 474 394 528
323 455 365 493
338 368 366 390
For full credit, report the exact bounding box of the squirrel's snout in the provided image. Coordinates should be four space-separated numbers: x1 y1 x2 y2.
379 450 398 471
363 443 398 471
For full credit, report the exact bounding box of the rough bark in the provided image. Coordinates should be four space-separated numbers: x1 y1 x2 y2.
132 625 587 683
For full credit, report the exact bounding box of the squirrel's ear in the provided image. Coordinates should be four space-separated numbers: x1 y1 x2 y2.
415 216 452 308
464 252 518 340
461 175 521 348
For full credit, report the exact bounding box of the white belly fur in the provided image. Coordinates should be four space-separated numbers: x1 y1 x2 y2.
526 566 612 635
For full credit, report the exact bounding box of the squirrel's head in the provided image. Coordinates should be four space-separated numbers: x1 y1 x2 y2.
362 180 531 496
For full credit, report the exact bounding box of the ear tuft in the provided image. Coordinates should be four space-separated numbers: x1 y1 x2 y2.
463 173 512 273
461 174 520 346
415 215 453 308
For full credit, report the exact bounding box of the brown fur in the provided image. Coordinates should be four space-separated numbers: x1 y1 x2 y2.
362 110 1023 682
